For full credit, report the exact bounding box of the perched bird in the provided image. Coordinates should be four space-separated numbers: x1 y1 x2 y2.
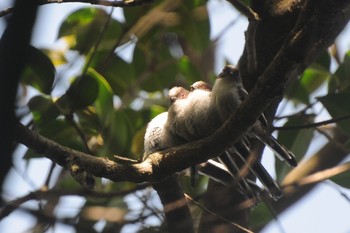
190 81 281 199
168 84 220 142
143 112 184 158
212 65 297 167
144 87 189 158
144 86 238 187
168 82 261 198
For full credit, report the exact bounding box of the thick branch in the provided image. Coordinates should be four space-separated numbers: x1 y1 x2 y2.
0 0 38 202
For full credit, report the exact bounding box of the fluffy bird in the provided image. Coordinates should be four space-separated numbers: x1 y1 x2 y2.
144 86 238 187
168 82 262 198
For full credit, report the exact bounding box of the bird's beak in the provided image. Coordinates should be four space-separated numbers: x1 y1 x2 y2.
217 71 225 79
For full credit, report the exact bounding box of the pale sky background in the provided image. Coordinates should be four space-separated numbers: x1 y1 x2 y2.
1 1 350 233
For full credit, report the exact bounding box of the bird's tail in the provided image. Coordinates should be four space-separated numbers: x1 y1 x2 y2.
231 141 282 200
256 133 297 167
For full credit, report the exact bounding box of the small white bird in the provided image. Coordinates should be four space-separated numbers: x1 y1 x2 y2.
144 86 237 187
168 82 260 198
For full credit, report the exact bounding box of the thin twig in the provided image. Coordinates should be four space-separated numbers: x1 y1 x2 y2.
82 3 114 77
226 0 260 20
274 114 350 130
0 0 154 17
0 183 149 219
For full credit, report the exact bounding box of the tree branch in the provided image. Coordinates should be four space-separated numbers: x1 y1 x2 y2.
0 0 154 17
0 0 38 203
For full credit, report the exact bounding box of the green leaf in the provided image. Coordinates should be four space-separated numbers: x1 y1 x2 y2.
286 63 330 104
91 51 136 96
91 68 115 123
276 115 315 181
28 95 60 126
318 90 350 134
65 72 100 110
123 4 152 26
132 46 147 78
22 46 55 94
178 56 202 83
180 6 210 52
86 68 132 155
316 51 331 70
300 64 330 93
141 58 178 92
58 8 123 54
329 51 350 93
330 170 350 189
250 202 274 230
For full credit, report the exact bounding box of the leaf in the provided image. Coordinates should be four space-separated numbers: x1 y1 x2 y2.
42 48 68 66
91 50 136 96
330 171 350 189
178 56 202 83
86 68 132 155
329 51 350 93
65 71 100 110
318 90 350 134
250 202 274 230
285 63 330 104
179 5 210 52
58 8 123 54
276 115 315 181
123 4 152 26
91 68 115 124
28 95 60 126
300 64 330 93
131 126 146 157
22 46 55 94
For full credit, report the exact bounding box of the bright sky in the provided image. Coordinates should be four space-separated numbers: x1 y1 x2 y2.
1 1 350 233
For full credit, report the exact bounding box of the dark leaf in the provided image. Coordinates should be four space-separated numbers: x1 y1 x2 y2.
58 8 123 54
330 170 350 189
28 95 60 126
22 45 56 94
91 50 136 96
329 51 350 93
250 202 274 230
318 90 350 135
66 70 100 110
285 63 329 104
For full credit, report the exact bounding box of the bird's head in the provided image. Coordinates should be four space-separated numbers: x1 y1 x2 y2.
218 65 239 80
190 81 212 92
168 86 189 104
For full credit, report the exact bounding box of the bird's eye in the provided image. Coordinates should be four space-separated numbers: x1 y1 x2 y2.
230 69 239 76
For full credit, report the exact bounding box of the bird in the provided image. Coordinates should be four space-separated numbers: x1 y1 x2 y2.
211 65 297 168
168 84 220 142
190 81 282 199
144 86 239 188
168 82 262 199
